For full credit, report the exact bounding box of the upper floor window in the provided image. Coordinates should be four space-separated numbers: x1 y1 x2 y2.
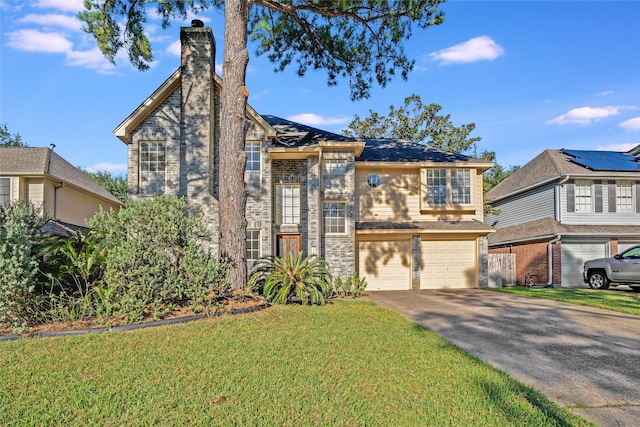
425 169 471 206
323 202 346 234
574 180 592 212
425 169 447 205
245 141 260 171
322 160 346 190
275 184 300 225
451 169 471 204
616 181 633 213
367 173 381 188
140 142 165 194
0 178 10 205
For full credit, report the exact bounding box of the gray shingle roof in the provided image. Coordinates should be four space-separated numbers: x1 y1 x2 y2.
261 115 355 147
488 217 640 245
357 220 494 233
359 138 482 163
0 147 123 205
486 148 640 201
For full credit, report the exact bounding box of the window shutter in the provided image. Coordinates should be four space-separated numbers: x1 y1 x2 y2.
594 180 603 213
636 181 640 213
566 180 575 213
608 182 616 213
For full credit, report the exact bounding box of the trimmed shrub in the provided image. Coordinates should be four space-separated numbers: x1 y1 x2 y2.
0 202 48 332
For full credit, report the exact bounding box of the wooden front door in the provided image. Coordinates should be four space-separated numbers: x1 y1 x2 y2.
277 234 301 258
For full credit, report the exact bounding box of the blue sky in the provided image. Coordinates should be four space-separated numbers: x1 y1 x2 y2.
1 0 639 174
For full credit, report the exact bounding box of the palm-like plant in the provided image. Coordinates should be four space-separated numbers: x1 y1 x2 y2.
249 253 332 305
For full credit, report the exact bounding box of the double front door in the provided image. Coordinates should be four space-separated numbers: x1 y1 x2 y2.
277 234 300 258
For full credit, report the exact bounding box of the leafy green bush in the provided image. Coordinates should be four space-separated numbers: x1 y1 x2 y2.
88 196 228 322
249 253 332 305
332 272 367 298
0 202 48 332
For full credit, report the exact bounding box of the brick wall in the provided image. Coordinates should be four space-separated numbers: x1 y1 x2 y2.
490 240 550 284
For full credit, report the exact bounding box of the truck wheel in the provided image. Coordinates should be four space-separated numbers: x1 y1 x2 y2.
588 271 610 290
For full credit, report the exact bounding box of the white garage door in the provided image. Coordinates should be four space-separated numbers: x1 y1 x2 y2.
420 240 476 289
561 241 607 286
358 240 411 291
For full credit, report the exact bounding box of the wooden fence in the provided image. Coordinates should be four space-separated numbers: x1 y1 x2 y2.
487 253 516 288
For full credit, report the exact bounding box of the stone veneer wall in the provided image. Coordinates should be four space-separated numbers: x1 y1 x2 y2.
272 159 309 254
245 121 271 264
321 151 356 279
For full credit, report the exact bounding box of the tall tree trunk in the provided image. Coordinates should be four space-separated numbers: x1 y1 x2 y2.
219 0 250 289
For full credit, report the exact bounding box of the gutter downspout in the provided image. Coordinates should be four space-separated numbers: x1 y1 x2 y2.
53 182 64 219
555 174 570 222
548 235 561 286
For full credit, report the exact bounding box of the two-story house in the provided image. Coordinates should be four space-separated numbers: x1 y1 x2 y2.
0 147 123 234
114 22 494 290
485 147 640 286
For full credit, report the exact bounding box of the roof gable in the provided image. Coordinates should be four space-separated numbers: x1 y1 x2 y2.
115 70 276 144
0 147 123 205
487 148 640 201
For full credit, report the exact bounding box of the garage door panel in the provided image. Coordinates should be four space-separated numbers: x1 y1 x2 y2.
421 240 476 289
358 240 411 291
561 241 607 286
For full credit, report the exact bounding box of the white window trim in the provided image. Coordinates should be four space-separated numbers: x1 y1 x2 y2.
322 159 347 190
422 168 473 209
139 141 166 195
574 180 592 213
616 181 634 213
246 229 261 264
0 177 11 205
322 201 347 235
275 184 301 225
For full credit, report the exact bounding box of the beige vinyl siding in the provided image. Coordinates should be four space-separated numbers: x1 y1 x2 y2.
55 184 121 227
420 239 477 289
26 178 44 206
355 167 484 222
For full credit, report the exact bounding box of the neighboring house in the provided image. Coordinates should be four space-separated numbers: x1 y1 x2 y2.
485 147 640 286
114 22 494 290
0 147 123 234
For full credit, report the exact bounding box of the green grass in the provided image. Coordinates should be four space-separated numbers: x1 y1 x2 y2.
0 301 592 426
493 287 640 316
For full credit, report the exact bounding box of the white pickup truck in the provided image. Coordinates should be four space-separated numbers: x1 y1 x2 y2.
583 244 640 292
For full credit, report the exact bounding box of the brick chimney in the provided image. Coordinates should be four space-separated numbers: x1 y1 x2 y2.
180 20 216 200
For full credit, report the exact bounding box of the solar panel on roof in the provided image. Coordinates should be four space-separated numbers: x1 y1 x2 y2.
561 149 640 172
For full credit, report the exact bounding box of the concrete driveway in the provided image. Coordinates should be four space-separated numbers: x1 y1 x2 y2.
365 289 640 427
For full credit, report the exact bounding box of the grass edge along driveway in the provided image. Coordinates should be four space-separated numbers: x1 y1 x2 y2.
0 301 593 426
493 287 640 316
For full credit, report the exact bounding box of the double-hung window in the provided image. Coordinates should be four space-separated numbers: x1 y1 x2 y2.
323 202 346 234
275 184 300 225
246 230 260 267
616 181 633 212
322 160 346 190
425 169 471 206
574 180 592 212
0 178 10 205
245 141 261 192
140 142 165 194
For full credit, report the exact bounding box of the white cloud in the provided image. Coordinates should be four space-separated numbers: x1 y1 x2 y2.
595 90 614 96
19 13 83 31
166 39 181 56
547 106 636 126
429 36 504 64
250 88 272 101
86 162 127 173
595 143 639 152
34 0 84 13
619 116 640 132
66 47 116 72
287 113 351 126
6 29 72 53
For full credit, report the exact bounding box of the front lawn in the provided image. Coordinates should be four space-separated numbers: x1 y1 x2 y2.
493 287 640 316
0 301 591 426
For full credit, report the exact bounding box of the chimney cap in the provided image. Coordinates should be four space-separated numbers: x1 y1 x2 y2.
191 19 204 28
